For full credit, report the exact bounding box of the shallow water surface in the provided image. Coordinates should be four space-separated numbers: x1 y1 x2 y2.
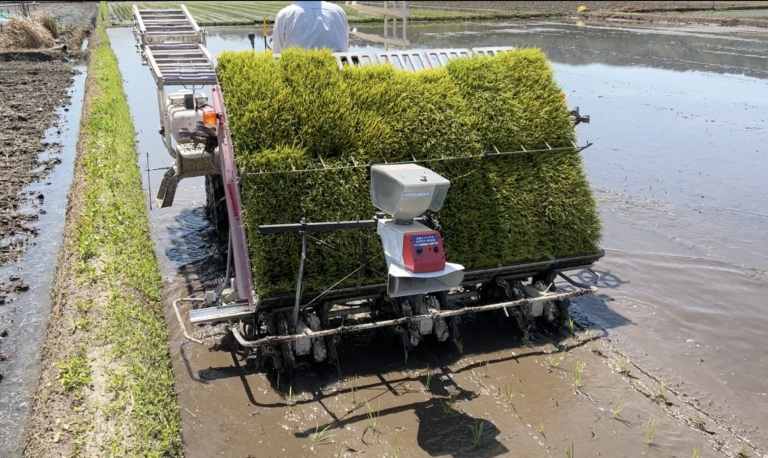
107 20 768 457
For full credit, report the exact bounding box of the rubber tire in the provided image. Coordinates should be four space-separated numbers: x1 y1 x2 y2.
205 174 229 240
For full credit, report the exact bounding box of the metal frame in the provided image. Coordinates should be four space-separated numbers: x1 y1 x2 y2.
133 6 219 208
347 1 410 49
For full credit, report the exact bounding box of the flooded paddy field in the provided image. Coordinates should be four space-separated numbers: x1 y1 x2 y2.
107 19 768 457
0 59 87 454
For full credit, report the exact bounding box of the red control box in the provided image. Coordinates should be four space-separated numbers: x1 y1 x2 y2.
402 231 446 273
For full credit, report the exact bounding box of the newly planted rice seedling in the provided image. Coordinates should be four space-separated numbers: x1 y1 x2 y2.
612 396 631 418
441 395 456 416
468 420 485 447
572 361 584 390
455 339 464 355
568 317 575 335
738 441 749 458
693 411 705 430
614 356 630 376
424 365 433 391
393 432 398 458
565 443 574 458
539 419 545 435
646 417 658 446
692 448 699 458
499 385 514 404
310 423 334 446
659 379 668 403
349 374 359 403
482 361 490 378
287 386 296 414
366 399 381 433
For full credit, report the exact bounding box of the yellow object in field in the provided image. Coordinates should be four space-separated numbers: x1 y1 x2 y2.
263 16 267 37
577 6 589 12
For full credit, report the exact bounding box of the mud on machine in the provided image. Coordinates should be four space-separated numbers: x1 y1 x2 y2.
133 4 601 371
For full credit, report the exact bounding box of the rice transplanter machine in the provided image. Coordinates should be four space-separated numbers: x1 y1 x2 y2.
132 4 601 371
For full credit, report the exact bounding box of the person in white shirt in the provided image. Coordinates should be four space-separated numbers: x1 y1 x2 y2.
272 1 349 54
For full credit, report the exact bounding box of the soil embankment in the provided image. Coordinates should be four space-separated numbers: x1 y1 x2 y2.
24 3 182 457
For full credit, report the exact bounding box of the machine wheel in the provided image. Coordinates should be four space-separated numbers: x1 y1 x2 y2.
205 174 229 240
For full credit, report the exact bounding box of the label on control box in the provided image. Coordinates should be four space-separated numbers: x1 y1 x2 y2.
413 234 439 247
403 191 431 198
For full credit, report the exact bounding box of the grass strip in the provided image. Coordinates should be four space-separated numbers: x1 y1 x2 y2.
27 3 182 456
77 3 181 454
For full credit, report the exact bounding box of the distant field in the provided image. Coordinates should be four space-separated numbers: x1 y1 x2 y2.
108 1 559 26
661 8 768 18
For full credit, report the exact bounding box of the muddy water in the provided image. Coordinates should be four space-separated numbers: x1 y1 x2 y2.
107 20 768 457
0 66 87 456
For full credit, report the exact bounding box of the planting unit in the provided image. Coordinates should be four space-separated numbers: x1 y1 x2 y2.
133 5 601 371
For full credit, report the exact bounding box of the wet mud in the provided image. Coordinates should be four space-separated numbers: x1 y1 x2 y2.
0 61 86 454
108 20 768 458
0 61 76 268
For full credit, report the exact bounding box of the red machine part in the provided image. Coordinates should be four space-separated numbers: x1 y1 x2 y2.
211 86 255 311
402 231 446 273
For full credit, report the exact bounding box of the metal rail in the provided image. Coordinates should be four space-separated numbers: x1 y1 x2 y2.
231 286 597 347
243 142 592 177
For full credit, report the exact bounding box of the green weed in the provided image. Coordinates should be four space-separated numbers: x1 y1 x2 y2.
468 420 484 447
56 353 91 392
70 316 90 332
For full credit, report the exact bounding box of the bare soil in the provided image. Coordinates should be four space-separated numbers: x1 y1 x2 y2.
36 2 99 29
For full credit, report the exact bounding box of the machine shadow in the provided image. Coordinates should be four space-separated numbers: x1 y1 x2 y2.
162 207 227 296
